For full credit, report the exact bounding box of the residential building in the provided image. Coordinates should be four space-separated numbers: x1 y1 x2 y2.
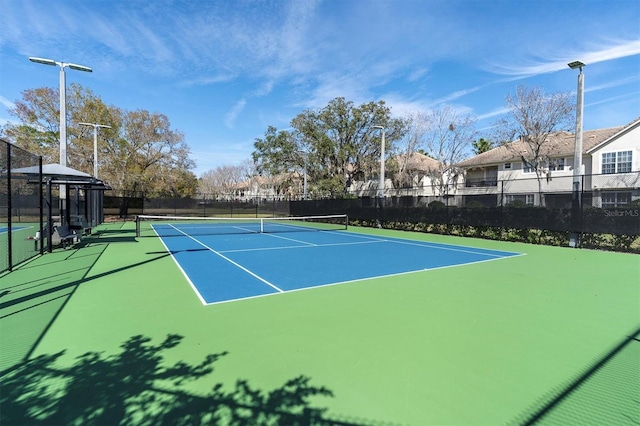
349 152 463 198
456 118 640 207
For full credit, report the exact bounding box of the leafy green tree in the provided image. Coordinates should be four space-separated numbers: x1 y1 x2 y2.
4 87 63 163
253 97 406 197
3 85 197 197
472 138 494 155
100 109 194 197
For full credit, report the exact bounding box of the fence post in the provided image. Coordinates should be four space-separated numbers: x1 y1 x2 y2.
47 179 53 253
499 180 504 239
7 142 13 271
569 177 582 248
39 157 44 254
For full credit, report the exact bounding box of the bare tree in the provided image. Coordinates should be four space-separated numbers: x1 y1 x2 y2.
495 85 575 206
413 106 477 196
198 164 248 200
388 113 426 189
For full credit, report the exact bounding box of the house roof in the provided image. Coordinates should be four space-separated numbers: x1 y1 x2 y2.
394 152 442 172
586 117 640 154
457 119 638 168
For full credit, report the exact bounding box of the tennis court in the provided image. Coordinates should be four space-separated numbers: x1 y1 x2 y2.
1 219 638 425
0 226 28 234
138 215 522 304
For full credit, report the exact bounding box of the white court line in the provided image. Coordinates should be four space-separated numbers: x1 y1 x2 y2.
153 226 208 305
219 239 383 254
261 232 318 246
217 229 518 258
326 230 517 258
0 225 34 235
203 251 526 306
155 224 524 306
167 224 284 294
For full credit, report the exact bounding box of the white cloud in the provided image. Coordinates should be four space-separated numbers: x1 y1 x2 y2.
585 76 639 93
476 106 510 122
407 67 430 83
431 86 484 106
224 98 247 129
487 39 640 77
0 95 15 110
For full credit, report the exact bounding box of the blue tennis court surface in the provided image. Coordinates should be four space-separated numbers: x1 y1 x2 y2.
153 224 523 305
0 226 27 234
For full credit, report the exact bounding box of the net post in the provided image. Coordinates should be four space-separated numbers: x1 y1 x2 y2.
135 215 140 237
260 218 264 233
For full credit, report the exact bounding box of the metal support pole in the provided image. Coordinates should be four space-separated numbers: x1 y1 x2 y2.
572 66 585 202
30 57 93 225
568 60 586 248
380 129 386 200
7 143 13 271
39 157 44 254
47 179 53 253
59 66 67 224
373 126 386 206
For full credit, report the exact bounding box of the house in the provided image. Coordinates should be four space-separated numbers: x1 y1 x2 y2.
456 118 640 207
231 173 304 202
349 152 463 198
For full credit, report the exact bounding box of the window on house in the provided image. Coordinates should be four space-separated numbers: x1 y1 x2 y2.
523 158 566 173
548 158 565 171
602 150 632 174
505 194 534 206
504 163 512 170
601 191 631 208
618 151 632 173
523 163 534 173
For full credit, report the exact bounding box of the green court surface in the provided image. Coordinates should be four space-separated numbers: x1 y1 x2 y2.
1 221 638 425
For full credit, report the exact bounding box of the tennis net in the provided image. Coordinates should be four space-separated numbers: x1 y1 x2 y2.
135 214 348 237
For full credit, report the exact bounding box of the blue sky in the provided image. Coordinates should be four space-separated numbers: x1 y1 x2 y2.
1 0 639 176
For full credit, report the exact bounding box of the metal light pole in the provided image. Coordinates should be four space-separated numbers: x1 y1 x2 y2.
568 60 585 193
78 122 111 178
568 60 586 248
29 57 92 225
29 57 93 168
78 122 109 228
297 150 309 200
373 126 386 199
303 156 308 200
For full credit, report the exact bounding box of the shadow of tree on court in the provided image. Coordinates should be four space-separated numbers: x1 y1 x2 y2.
0 334 340 425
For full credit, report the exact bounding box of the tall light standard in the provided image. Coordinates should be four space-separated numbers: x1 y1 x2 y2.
78 122 109 228
29 57 93 168
568 60 586 248
568 60 585 194
29 56 92 225
373 126 386 199
301 152 308 200
78 122 111 178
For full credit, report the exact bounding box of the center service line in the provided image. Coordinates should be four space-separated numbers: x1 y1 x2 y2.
168 224 284 293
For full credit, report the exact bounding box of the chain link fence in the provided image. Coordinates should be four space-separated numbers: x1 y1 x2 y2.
103 172 639 250
1 139 45 273
103 192 291 219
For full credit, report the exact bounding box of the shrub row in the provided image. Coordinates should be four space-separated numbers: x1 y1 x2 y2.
349 219 640 254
